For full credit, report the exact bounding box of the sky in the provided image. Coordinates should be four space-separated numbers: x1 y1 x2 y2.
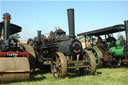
0 0 128 41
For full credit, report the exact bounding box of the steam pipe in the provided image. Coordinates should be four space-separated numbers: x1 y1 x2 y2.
67 8 76 39
3 13 11 48
124 20 128 45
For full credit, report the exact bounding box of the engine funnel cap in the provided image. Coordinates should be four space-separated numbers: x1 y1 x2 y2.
3 13 11 20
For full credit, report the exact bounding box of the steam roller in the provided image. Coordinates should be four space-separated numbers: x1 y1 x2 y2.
0 13 31 83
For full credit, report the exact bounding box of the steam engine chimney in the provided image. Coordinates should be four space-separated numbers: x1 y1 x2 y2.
37 30 42 38
37 30 42 42
67 8 76 39
3 13 11 48
124 20 128 45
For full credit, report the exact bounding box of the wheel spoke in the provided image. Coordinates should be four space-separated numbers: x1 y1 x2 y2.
53 61 57 64
55 55 59 62
53 66 57 73
58 66 62 70
58 69 62 77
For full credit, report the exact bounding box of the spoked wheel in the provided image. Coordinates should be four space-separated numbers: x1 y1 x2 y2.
84 50 96 74
92 47 103 67
51 52 67 78
87 47 103 67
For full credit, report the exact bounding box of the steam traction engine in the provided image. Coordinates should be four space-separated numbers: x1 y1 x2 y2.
27 9 96 78
0 13 31 82
78 20 128 67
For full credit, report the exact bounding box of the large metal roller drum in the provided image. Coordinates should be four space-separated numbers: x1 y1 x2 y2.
0 57 30 82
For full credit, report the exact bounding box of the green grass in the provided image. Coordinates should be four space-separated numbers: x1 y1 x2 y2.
2 68 128 85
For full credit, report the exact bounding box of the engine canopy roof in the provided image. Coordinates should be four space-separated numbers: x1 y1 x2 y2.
78 24 125 36
0 22 22 35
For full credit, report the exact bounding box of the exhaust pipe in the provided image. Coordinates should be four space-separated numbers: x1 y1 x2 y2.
3 13 11 48
124 20 128 45
37 30 42 42
37 30 41 38
67 8 76 39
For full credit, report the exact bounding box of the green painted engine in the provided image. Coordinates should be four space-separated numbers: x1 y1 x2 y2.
110 40 124 57
109 39 124 57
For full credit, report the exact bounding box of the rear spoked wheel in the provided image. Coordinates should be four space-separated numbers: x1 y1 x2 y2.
51 52 67 78
86 50 96 74
79 50 96 75
87 47 103 67
93 47 103 67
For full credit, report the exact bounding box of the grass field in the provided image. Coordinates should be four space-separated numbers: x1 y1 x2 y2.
2 68 128 85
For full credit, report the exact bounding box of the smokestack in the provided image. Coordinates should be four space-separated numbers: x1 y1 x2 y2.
67 8 76 39
37 30 42 39
124 20 128 45
3 13 11 48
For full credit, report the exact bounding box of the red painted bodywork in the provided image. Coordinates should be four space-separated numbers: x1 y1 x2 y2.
0 52 29 59
122 59 128 63
72 41 81 53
